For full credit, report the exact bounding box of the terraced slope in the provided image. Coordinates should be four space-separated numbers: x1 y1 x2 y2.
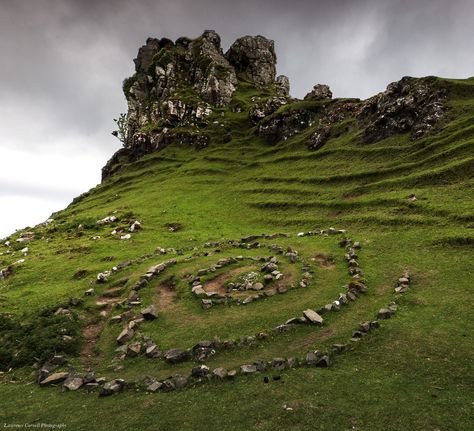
1 67 473 430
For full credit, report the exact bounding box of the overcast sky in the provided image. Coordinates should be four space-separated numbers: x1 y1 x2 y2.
1 0 474 238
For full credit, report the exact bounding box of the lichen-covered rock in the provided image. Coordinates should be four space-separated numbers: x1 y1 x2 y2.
117 30 237 161
193 30 238 106
257 108 316 144
275 75 290 97
304 84 332 100
226 35 277 86
308 127 331 151
358 76 447 143
249 96 287 123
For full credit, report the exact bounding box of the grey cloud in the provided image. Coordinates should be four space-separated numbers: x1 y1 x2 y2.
1 0 474 236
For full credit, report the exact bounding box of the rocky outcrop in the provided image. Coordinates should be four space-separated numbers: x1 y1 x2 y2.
226 35 277 86
304 84 332 100
257 108 317 145
101 30 449 181
102 31 286 181
358 76 447 143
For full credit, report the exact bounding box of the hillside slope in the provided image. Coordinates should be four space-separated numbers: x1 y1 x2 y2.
1 32 473 431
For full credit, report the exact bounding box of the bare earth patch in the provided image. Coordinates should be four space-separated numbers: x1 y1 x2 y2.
80 286 122 364
156 280 177 310
312 253 336 269
203 265 257 295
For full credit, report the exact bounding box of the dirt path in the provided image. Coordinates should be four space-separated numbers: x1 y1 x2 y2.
203 265 257 295
156 281 177 309
80 287 123 365
312 253 336 269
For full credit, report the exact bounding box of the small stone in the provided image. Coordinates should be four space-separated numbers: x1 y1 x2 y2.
306 352 318 365
126 342 142 357
147 381 162 392
160 380 176 392
63 376 84 391
316 355 330 368
287 357 298 368
212 367 228 380
192 285 206 296
240 364 257 374
141 305 158 320
116 327 134 344
164 348 189 364
271 358 286 370
85 288 95 296
332 344 346 353
303 309 324 325
145 344 161 358
99 379 124 396
191 365 210 378
201 299 213 309
39 372 69 386
347 291 357 301
359 321 371 333
174 375 188 388
370 320 380 329
377 308 393 319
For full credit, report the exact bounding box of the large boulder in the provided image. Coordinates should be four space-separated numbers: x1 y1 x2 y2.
304 84 332 100
226 35 277 86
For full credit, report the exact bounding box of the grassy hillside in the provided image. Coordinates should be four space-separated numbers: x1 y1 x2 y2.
0 76 473 431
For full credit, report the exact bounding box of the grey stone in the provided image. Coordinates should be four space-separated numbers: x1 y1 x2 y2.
117 326 134 344
240 364 257 374
147 381 162 392
164 348 189 364
377 308 393 319
141 305 158 320
145 344 162 358
191 365 210 378
174 375 188 388
304 84 332 100
39 372 69 386
63 376 84 391
303 309 324 325
271 358 286 371
212 367 228 380
126 342 142 357
201 298 213 309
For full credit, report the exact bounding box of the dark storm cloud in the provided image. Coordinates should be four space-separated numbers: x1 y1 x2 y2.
1 0 474 237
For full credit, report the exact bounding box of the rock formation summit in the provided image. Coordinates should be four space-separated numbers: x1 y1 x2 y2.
102 30 447 180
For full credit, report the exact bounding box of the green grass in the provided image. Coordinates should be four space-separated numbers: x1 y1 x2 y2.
1 76 473 430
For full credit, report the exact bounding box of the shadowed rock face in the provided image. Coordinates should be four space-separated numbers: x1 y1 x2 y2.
358 76 448 143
